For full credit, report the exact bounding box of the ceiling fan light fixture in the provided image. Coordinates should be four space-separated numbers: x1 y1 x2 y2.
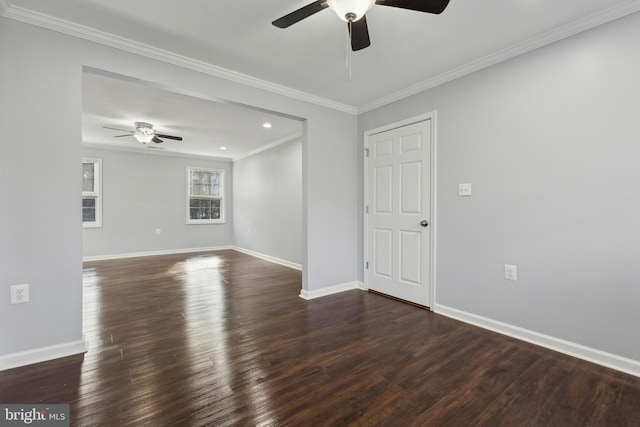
327 0 375 22
134 133 154 144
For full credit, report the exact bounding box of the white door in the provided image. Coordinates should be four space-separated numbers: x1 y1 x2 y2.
366 118 432 307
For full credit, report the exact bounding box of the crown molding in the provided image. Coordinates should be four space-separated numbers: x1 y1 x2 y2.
0 2 358 115
82 142 233 162
358 1 640 113
83 135 301 162
4 1 639 116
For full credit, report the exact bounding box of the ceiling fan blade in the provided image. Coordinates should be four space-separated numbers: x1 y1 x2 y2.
103 126 133 133
375 0 450 14
155 134 183 141
113 134 134 138
272 1 329 28
152 136 164 144
349 16 371 51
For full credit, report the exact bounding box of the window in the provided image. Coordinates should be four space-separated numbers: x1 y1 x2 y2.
187 167 225 224
82 158 102 228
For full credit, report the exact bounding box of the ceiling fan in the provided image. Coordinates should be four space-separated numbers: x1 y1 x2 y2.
272 0 451 51
103 122 183 145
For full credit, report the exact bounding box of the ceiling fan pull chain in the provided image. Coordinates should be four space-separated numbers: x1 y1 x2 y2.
349 48 353 81
346 21 350 69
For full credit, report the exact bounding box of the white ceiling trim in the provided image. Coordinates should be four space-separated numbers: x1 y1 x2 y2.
358 1 640 113
0 2 357 115
82 142 233 162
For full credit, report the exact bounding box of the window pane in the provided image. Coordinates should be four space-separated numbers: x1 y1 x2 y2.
190 208 201 220
189 203 222 220
83 162 95 192
82 159 102 227
83 207 96 222
189 198 221 217
189 170 220 197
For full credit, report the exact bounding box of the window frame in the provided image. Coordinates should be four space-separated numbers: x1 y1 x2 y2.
82 157 102 228
186 166 226 225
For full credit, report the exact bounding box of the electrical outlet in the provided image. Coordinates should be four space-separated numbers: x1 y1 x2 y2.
504 264 518 281
458 183 472 196
155 228 162 236
11 284 30 304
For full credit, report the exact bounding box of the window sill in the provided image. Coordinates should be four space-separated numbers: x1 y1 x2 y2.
186 220 226 225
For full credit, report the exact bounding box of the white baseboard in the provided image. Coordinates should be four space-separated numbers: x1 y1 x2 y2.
0 337 88 371
83 246 233 262
435 304 640 378
231 247 301 270
299 281 363 300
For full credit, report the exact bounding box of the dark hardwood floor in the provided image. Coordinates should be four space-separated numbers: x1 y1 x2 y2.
1 250 639 426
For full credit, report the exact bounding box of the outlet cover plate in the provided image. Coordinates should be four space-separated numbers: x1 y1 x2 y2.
11 284 30 304
459 183 472 196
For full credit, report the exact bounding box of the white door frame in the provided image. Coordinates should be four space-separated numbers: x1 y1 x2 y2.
363 111 437 308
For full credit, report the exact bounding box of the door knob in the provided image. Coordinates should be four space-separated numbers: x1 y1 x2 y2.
420 220 429 227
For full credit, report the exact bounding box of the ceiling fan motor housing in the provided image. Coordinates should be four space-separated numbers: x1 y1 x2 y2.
135 122 154 135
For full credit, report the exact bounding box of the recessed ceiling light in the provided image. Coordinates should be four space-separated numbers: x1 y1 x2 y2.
263 122 272 129
220 146 227 150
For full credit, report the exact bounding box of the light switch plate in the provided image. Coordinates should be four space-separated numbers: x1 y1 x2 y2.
504 264 517 281
459 183 472 196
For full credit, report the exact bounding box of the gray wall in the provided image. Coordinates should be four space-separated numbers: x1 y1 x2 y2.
359 12 640 361
82 147 233 257
233 139 303 266
1 17 84 356
0 17 358 359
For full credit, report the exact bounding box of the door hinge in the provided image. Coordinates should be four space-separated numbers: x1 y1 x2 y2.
364 148 369 157
365 261 369 269
366 205 369 214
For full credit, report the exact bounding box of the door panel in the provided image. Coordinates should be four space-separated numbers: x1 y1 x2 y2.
374 137 393 157
374 165 393 214
367 119 432 307
400 161 421 214
399 230 422 285
374 228 393 278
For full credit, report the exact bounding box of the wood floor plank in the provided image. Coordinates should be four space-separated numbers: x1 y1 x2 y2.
0 249 639 426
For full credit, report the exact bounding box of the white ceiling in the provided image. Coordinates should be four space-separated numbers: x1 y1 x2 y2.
3 0 640 158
